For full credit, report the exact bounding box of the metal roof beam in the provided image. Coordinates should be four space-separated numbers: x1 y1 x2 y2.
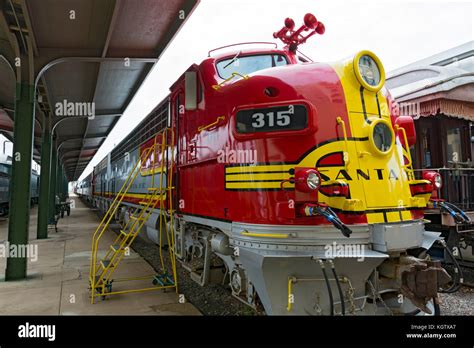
57 134 107 145
52 113 121 132
63 158 94 165
61 152 97 162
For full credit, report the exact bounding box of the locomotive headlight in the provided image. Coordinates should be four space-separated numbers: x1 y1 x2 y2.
354 50 385 92
307 172 321 190
295 168 321 193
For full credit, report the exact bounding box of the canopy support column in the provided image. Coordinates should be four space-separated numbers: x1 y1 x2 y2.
37 118 52 239
5 83 35 280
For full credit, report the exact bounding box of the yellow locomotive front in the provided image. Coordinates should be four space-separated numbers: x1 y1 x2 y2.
310 50 433 223
289 51 451 314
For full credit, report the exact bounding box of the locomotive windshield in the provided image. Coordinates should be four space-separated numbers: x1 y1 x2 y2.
216 54 288 79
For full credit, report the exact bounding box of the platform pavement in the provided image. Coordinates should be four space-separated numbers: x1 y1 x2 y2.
0 195 200 315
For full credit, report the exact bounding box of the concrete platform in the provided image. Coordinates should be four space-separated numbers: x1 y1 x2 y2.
0 195 200 315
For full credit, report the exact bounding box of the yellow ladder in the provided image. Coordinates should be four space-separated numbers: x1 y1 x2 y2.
89 128 178 304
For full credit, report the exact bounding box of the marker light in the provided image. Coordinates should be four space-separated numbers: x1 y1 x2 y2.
423 171 443 189
433 174 442 189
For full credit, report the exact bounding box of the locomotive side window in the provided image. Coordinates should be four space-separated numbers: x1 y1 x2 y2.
175 95 181 116
185 71 197 110
198 79 203 103
216 54 288 79
236 104 307 133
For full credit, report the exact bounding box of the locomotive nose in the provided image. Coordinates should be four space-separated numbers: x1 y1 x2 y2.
300 51 426 222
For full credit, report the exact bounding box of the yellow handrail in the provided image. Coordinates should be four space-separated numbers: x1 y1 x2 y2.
95 147 153 275
90 147 151 255
99 142 160 270
197 115 225 133
395 125 414 180
97 180 160 292
90 148 148 281
212 72 249 90
90 127 179 303
158 132 166 273
90 146 153 302
168 128 178 293
336 117 350 166
95 166 160 285
152 135 157 188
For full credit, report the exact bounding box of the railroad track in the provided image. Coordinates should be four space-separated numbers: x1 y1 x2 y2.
457 259 474 269
459 260 474 288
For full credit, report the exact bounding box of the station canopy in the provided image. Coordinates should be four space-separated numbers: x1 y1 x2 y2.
386 41 474 121
0 0 199 180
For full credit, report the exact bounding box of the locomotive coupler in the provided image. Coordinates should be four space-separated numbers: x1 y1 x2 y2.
400 259 451 314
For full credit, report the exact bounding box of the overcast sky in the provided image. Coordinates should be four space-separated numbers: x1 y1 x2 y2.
77 0 473 181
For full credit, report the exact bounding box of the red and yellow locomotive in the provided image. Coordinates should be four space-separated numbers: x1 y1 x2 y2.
80 14 456 315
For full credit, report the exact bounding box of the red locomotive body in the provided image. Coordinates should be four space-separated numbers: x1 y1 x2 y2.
175 50 357 225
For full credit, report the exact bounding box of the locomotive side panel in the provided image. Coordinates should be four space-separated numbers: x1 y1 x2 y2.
172 75 230 221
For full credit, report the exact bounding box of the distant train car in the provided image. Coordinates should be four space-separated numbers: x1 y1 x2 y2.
0 154 40 216
75 172 93 204
0 157 9 216
30 169 39 204
386 49 474 262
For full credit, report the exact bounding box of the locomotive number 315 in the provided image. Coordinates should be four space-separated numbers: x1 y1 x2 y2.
251 110 292 128
236 104 308 134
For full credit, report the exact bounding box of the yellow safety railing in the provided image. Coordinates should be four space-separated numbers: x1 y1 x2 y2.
168 128 178 292
90 146 153 285
336 117 350 167
197 115 225 133
395 125 414 180
212 72 249 90
89 128 178 303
